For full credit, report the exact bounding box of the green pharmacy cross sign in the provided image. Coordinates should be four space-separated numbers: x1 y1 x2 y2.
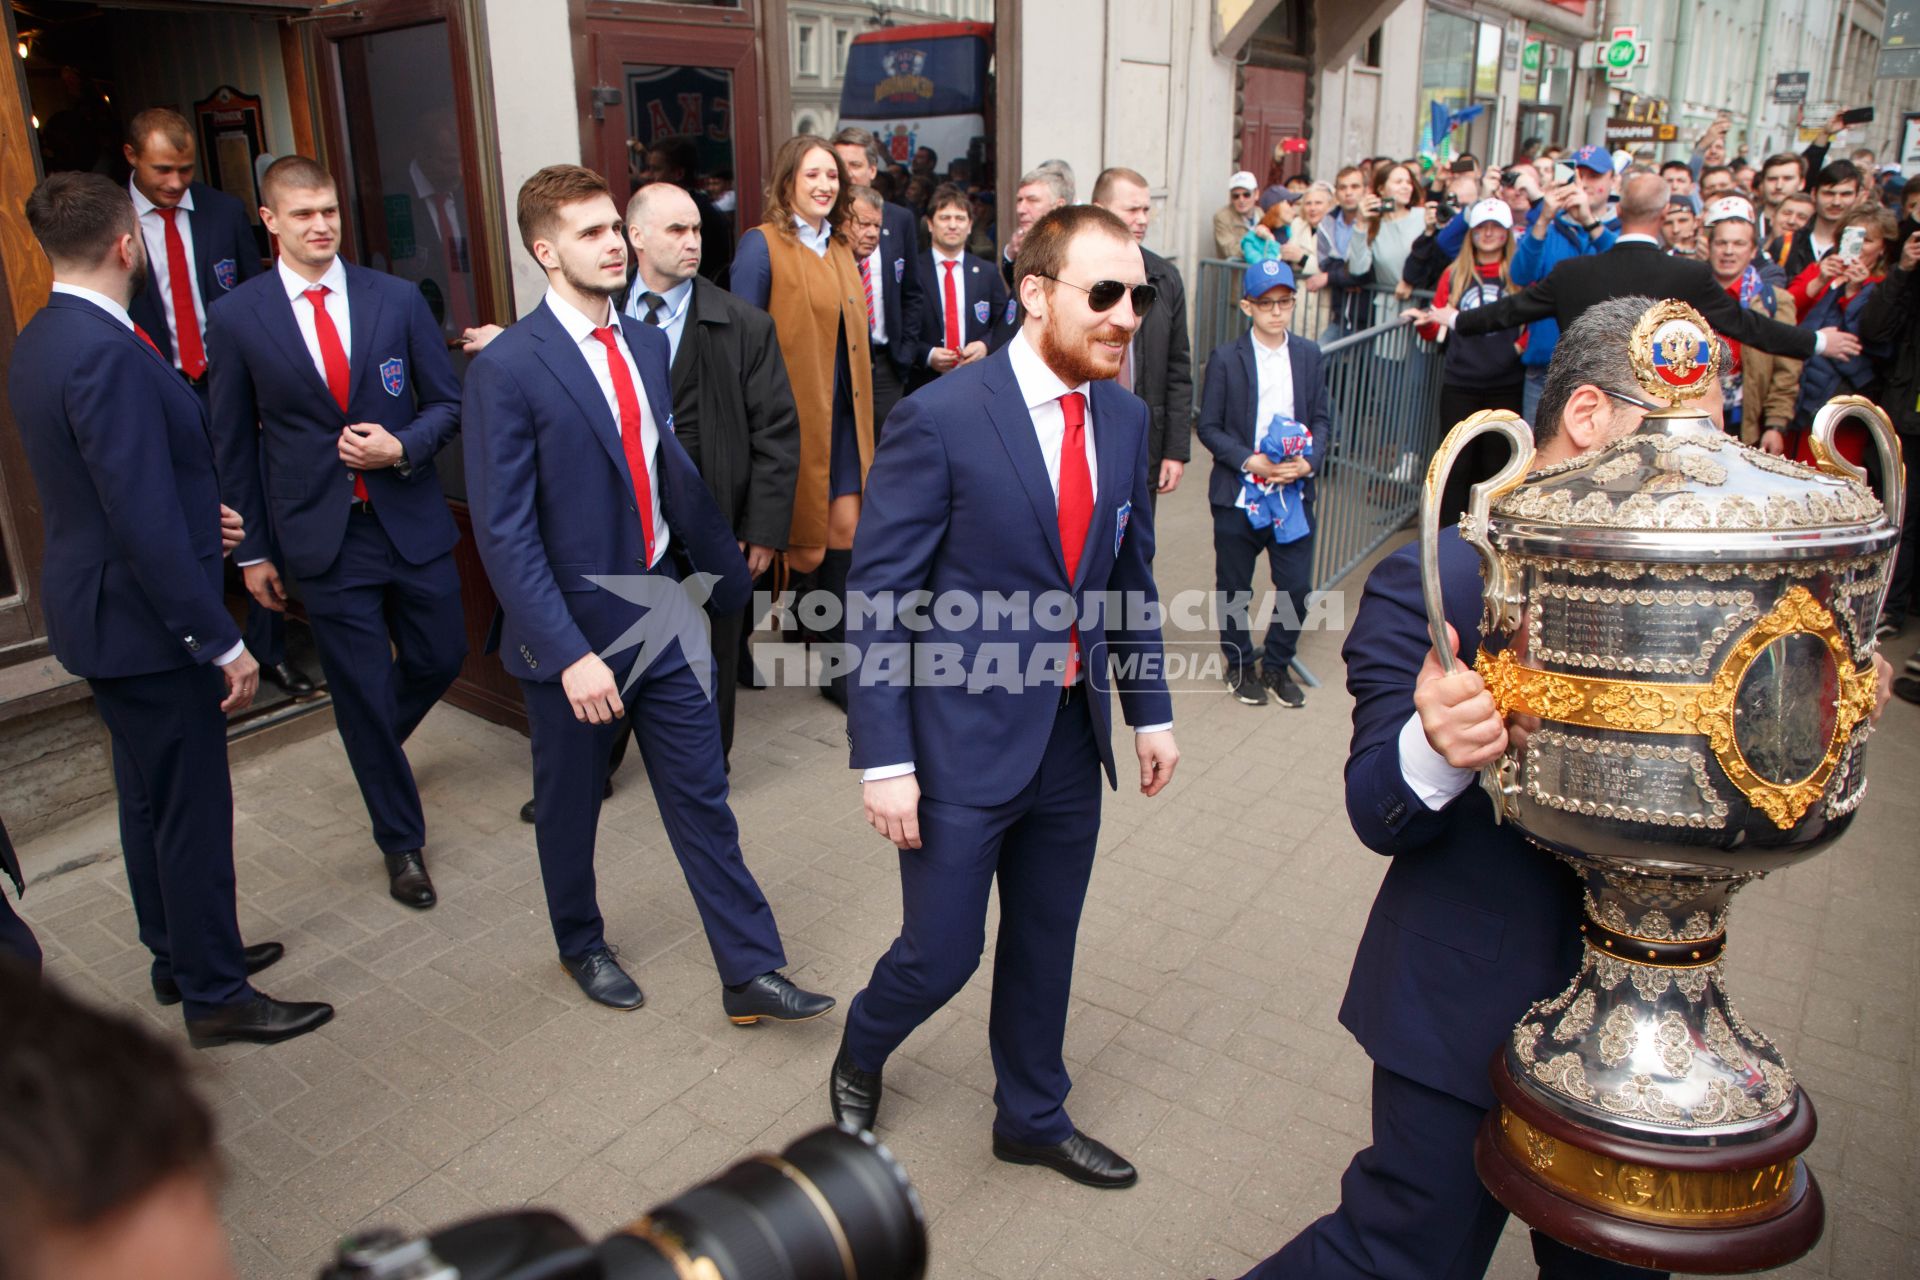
1601 26 1650 81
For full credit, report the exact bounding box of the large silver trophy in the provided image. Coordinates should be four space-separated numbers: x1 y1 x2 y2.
1421 301 1902 1272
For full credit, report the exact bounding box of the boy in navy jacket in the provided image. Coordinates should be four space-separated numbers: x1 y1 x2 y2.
1195 261 1332 707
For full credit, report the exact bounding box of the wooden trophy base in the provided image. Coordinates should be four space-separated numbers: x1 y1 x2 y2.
1474 1054 1825 1274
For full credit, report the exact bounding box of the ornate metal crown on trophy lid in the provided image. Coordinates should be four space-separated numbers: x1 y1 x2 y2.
1628 299 1721 406
1417 299 1905 1273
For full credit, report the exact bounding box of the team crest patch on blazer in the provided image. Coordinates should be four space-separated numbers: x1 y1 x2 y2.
379 357 405 396
213 258 238 290
1115 501 1132 556
665 412 676 434
1004 298 1019 326
974 299 990 325
894 257 905 283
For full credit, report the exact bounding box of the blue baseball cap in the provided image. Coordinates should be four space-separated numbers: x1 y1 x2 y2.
1243 259 1296 298
1569 144 1611 173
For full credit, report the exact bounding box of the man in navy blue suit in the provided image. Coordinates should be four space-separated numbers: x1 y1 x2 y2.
834 128 924 433
1196 260 1330 710
908 183 1009 388
1239 297 1692 1279
121 107 314 699
832 205 1179 1188
463 164 831 1021
207 155 467 912
8 172 330 1045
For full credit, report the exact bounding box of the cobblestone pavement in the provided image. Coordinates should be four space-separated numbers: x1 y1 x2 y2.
14 475 1920 1280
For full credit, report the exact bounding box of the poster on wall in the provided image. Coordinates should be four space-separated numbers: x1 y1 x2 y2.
1902 112 1920 175
193 85 266 225
624 65 733 180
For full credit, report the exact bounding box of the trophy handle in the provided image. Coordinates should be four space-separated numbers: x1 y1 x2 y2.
1808 395 1907 629
1419 410 1537 674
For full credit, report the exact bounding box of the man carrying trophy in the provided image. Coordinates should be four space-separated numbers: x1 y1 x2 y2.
1239 295 1896 1280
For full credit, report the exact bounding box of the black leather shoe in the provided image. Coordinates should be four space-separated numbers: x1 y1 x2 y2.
384 851 437 909
560 945 645 1010
724 971 836 1025
829 1027 883 1132
153 941 286 1006
261 661 317 697
519 778 615 825
186 993 334 1048
992 1129 1138 1189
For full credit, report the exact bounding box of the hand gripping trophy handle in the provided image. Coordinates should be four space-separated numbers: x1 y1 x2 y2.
1808 395 1906 627
1418 410 1536 820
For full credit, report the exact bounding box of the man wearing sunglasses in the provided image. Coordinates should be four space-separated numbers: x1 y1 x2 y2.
833 205 1178 1189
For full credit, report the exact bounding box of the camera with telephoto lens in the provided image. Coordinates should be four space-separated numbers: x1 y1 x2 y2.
1499 168 1523 189
1430 194 1456 224
318 1126 927 1280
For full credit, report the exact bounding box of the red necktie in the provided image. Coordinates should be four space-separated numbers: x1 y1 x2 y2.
133 323 162 356
436 194 473 332
858 255 876 334
157 207 207 379
942 259 962 351
303 286 369 502
1057 391 1093 684
592 326 657 567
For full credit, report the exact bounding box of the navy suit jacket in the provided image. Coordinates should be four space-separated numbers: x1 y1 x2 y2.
1337 531 1586 1109
206 263 462 580
128 181 262 369
461 303 751 682
1195 331 1333 509
872 200 925 374
909 248 1009 361
847 344 1172 806
8 294 239 677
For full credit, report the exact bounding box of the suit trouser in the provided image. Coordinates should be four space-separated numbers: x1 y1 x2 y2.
844 689 1102 1145
0 892 39 971
1240 1065 1667 1280
296 510 466 856
611 603 744 769
520 625 786 982
88 665 251 1017
1213 502 1315 674
870 345 906 442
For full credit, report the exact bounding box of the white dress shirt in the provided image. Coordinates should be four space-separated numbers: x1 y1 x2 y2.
128 180 206 370
544 287 672 567
793 214 832 258
858 242 888 345
863 329 1168 782
928 247 967 360
1251 331 1295 442
279 256 353 383
52 280 244 668
624 276 694 365
1398 713 1475 809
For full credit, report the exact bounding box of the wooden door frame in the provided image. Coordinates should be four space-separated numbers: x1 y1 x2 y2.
302 0 511 329
570 0 777 232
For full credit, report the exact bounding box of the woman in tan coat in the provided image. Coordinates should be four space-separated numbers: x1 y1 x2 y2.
731 135 875 706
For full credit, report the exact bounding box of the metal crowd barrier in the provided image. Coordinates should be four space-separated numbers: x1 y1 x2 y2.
1184 261 1448 685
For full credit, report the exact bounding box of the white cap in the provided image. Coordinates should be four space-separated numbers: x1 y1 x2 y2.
1228 170 1259 194
1612 148 1635 174
1466 198 1513 230
1703 195 1755 227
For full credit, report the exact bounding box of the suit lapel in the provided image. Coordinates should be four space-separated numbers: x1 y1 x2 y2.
1237 336 1260 438
1078 382 1130 589
256 283 339 406
342 264 386 405
528 304 636 498
982 355 1068 578
618 314 675 441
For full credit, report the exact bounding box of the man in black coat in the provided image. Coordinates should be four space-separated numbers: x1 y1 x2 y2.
1432 172 1861 366
500 181 799 822
1092 167 1194 504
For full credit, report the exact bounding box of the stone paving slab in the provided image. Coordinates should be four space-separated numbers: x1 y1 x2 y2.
13 474 1919 1280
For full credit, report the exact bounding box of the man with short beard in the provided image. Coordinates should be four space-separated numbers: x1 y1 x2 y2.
1755 152 1805 243
462 164 831 1023
832 205 1178 1187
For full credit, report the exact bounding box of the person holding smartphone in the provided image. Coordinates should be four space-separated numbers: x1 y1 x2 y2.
1785 205 1896 459
1505 143 1617 420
